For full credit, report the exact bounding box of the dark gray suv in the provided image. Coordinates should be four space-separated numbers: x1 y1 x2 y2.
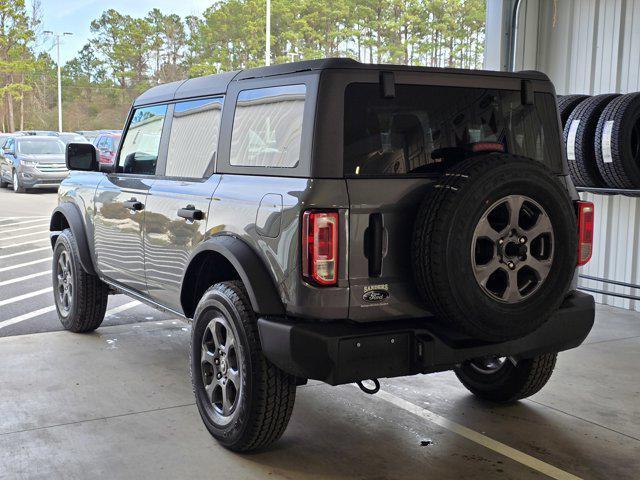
51 59 595 452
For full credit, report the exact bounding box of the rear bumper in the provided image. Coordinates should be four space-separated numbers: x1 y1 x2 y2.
258 291 595 385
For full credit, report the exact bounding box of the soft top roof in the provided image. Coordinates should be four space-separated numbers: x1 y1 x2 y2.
133 58 550 107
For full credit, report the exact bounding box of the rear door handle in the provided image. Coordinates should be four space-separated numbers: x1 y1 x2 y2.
123 198 144 211
177 205 203 221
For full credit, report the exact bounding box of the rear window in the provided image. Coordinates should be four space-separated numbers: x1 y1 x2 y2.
230 84 306 168
343 84 562 176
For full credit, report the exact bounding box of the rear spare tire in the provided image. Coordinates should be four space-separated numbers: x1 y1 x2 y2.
563 94 619 187
557 94 589 128
594 92 640 190
412 155 577 342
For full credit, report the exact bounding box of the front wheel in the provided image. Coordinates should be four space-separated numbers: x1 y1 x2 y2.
12 170 26 193
190 281 296 452
454 353 557 403
53 229 109 332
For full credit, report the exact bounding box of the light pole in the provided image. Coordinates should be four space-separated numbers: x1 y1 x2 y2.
265 0 271 66
44 31 73 133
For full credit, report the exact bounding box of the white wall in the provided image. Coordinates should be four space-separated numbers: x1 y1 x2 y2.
511 0 640 310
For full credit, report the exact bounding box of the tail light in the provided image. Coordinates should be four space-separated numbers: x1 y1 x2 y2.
576 201 594 266
302 211 339 286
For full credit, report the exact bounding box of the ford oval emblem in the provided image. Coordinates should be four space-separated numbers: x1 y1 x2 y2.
363 289 389 303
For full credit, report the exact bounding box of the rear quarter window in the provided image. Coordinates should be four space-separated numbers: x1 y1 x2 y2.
166 97 224 178
230 84 306 168
343 83 562 176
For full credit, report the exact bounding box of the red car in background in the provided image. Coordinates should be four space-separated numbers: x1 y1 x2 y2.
92 133 121 166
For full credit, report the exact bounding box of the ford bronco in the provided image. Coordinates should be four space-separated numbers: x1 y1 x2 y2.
51 59 595 452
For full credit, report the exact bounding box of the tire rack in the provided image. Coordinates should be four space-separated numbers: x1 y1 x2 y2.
576 186 640 302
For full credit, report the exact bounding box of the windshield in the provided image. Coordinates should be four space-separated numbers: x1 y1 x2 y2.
344 84 562 176
18 139 65 155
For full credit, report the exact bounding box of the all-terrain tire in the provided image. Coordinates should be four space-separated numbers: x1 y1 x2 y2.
454 353 557 403
563 94 619 187
594 92 640 190
190 281 297 452
0 173 7 188
53 229 109 332
412 154 578 342
557 94 589 128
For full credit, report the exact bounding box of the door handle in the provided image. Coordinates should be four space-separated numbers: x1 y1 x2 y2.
123 198 144 211
177 205 204 221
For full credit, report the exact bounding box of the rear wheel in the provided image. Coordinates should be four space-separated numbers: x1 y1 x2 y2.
190 281 296 452
454 353 557 403
53 229 109 333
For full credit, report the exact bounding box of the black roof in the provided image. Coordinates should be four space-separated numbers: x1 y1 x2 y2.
133 58 550 107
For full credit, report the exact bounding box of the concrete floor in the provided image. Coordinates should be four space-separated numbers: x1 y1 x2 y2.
1 304 639 480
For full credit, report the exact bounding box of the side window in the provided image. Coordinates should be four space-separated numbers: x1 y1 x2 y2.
230 84 306 168
165 97 224 178
96 137 106 150
106 138 114 152
118 104 168 175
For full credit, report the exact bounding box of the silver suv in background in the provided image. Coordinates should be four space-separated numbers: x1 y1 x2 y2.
0 136 68 192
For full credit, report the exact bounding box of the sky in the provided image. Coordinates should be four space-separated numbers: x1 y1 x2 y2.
34 0 212 64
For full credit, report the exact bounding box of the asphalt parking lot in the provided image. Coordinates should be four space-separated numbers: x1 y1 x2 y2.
1 188 639 479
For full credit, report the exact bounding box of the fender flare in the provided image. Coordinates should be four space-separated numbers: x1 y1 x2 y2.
50 203 97 275
184 236 285 317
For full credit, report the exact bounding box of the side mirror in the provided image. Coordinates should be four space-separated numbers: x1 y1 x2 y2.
66 143 99 171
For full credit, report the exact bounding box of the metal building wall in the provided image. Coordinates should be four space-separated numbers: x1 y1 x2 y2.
510 0 640 310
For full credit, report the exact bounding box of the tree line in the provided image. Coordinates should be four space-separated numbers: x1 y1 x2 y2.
1 0 485 132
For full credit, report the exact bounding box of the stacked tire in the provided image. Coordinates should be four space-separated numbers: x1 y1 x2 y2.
563 94 619 188
594 93 640 189
559 92 640 193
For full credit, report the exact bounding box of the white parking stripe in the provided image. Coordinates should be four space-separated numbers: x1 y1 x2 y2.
376 390 582 480
1 223 49 233
0 238 50 249
0 306 56 330
0 219 49 228
0 229 49 241
0 270 50 287
0 246 50 260
0 257 51 273
0 287 52 307
0 300 141 330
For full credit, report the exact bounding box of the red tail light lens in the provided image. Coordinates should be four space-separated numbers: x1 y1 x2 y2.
302 211 339 286
576 201 594 266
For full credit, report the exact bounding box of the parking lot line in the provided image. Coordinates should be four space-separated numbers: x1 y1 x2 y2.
0 287 52 307
0 219 49 228
0 270 50 287
1 238 50 249
0 258 51 273
0 300 142 331
2 223 50 234
375 389 582 480
0 229 49 241
0 246 50 260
